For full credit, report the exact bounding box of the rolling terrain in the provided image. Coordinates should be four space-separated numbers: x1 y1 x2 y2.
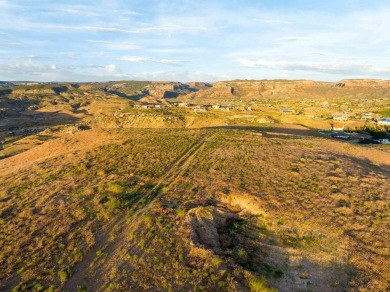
0 80 389 291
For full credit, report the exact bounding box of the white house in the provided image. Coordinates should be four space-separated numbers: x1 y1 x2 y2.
332 114 348 121
331 123 345 131
360 112 373 120
378 118 390 125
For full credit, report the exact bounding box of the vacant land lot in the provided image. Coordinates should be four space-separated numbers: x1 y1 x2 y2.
0 126 388 291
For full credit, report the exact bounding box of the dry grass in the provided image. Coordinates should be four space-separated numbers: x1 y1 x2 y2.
0 127 388 291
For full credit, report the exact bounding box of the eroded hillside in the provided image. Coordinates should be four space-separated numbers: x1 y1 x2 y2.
0 80 389 291
180 79 390 102
0 126 389 291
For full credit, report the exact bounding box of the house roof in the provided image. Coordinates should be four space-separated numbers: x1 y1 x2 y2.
332 123 344 128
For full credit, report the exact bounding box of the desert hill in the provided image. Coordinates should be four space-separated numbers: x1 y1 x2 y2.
0 126 389 291
179 79 390 102
0 79 389 291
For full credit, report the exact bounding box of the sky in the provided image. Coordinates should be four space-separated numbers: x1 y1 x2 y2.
1 0 390 82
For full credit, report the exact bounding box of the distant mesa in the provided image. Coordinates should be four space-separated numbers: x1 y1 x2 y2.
2 79 390 101
334 79 390 88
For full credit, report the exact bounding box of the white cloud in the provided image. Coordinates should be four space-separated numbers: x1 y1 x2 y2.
118 70 230 82
236 58 390 75
274 37 311 43
105 64 117 73
121 11 141 16
57 52 80 58
145 48 208 54
2 1 390 82
0 41 19 46
86 40 141 50
118 56 188 65
311 51 328 56
255 18 292 25
0 0 13 9
61 8 100 17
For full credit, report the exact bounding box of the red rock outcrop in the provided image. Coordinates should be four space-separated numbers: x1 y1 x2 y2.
334 79 390 88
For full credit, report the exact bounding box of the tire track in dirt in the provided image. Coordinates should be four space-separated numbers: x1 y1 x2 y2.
130 134 207 212
63 134 209 291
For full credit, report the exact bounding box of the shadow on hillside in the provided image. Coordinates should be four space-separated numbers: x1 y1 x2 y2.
1 94 82 127
163 91 180 98
175 202 357 291
0 109 82 159
1 110 81 132
0 95 36 114
108 90 145 101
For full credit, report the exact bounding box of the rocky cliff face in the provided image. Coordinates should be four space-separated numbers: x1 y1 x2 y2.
10 85 72 96
183 80 324 100
334 79 390 88
145 82 183 98
181 79 390 101
11 88 57 95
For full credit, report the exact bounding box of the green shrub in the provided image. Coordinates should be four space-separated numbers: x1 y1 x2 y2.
211 256 223 268
236 248 247 258
176 208 186 218
248 276 276 292
338 199 349 207
58 268 70 283
106 197 122 210
107 182 125 194
217 281 226 288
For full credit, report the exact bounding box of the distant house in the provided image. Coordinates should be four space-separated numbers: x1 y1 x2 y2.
212 104 220 109
177 102 189 107
378 118 390 125
244 106 252 111
193 108 207 113
219 105 231 111
374 138 390 144
360 112 373 120
141 104 155 109
280 108 295 114
331 123 345 131
332 114 348 121
193 105 208 112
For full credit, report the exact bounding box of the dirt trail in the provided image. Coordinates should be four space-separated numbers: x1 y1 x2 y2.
62 217 127 292
132 134 207 211
63 135 208 291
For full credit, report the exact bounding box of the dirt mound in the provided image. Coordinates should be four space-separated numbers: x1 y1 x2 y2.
186 206 238 249
220 193 265 216
0 129 113 177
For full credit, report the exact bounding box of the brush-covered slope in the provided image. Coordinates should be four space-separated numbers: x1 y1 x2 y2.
0 127 389 292
181 79 390 102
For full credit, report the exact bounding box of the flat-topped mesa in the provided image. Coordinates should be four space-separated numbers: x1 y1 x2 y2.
187 82 212 88
145 82 187 98
9 84 74 96
181 80 326 101
11 88 56 95
209 80 321 98
334 79 390 88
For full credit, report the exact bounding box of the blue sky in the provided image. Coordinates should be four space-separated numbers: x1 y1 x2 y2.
1 0 390 82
